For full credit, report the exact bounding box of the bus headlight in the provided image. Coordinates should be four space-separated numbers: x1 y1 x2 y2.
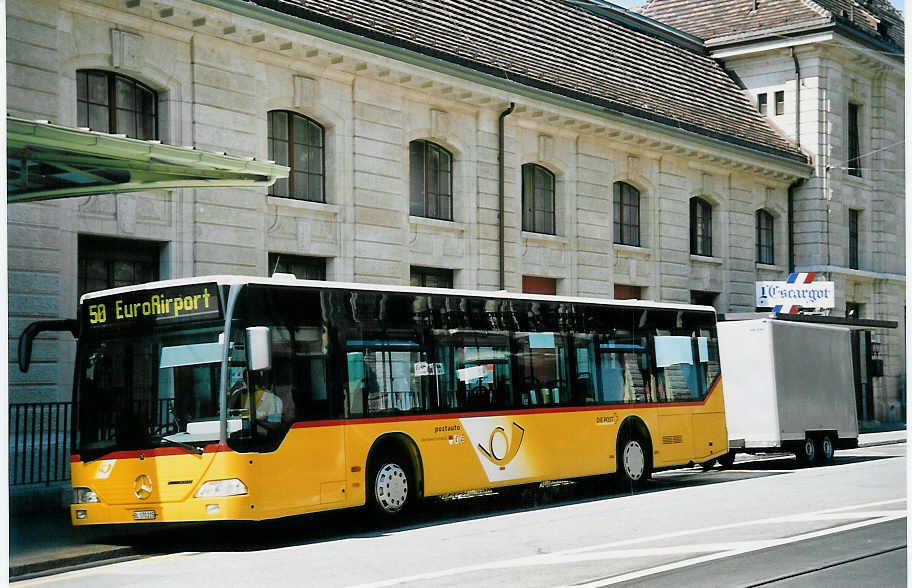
195 479 248 498
73 487 100 504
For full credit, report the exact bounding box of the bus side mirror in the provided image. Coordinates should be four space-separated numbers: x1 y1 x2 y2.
246 326 272 372
19 319 79 372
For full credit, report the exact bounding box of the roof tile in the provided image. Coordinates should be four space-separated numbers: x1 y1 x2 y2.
252 0 807 162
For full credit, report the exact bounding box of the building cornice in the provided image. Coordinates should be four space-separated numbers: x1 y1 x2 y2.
799 266 906 283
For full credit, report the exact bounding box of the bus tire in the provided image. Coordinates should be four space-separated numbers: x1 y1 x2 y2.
817 434 835 464
368 451 414 518
617 432 651 489
796 436 817 467
717 451 736 469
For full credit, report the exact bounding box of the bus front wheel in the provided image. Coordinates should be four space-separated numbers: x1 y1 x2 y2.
369 453 414 518
617 434 651 489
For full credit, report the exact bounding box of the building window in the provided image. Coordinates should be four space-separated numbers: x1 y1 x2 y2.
848 103 862 177
774 91 785 116
690 290 718 309
409 140 453 221
410 266 453 288
613 182 640 247
267 111 325 201
756 209 775 264
757 93 767 115
522 164 556 235
78 235 160 297
614 284 642 300
846 301 862 319
77 70 157 140
690 197 712 256
877 21 890 38
522 276 557 295
268 253 326 280
849 208 860 269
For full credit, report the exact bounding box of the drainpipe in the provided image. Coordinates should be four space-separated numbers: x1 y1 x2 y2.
787 178 806 273
791 47 801 149
498 102 515 291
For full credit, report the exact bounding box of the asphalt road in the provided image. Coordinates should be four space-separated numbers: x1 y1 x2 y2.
12 444 906 587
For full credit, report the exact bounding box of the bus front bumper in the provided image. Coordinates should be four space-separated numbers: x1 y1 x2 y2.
71 496 256 525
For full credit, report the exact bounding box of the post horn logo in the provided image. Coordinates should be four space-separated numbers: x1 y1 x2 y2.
478 422 525 469
133 474 153 500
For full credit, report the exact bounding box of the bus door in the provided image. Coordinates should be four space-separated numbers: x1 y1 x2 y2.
244 325 347 510
653 335 697 465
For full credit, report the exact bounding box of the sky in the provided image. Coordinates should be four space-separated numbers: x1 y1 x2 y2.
611 0 903 14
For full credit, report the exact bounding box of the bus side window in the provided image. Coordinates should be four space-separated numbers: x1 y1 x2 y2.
346 352 367 417
514 332 567 406
572 334 598 404
435 329 513 412
654 335 702 401
596 334 650 404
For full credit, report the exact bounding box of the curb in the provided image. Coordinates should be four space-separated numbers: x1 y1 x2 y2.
10 547 139 581
858 438 906 448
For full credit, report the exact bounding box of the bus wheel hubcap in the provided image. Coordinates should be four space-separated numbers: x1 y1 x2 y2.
375 463 408 513
624 441 645 481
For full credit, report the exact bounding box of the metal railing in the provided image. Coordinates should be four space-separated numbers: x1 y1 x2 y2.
9 402 72 486
8 399 175 486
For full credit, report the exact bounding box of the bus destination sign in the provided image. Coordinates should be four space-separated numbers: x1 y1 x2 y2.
84 283 222 328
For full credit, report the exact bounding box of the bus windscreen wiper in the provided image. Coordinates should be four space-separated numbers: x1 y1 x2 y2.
160 435 204 455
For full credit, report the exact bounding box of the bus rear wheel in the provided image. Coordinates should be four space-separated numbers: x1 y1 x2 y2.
369 453 414 518
617 434 651 489
717 451 736 469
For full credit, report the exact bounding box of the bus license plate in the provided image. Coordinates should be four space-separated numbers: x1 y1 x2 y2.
133 510 156 521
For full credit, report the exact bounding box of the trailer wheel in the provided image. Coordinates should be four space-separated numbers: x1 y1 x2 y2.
817 434 835 463
796 436 817 466
717 451 736 469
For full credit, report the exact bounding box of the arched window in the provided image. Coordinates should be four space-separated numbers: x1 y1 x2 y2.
409 140 453 220
522 164 555 235
756 209 775 264
267 111 325 202
613 182 640 247
690 197 712 256
77 70 157 140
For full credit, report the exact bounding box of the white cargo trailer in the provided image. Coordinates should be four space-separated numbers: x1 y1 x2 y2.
716 319 858 466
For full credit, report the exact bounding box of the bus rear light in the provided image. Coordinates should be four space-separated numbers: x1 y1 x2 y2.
195 479 247 498
73 487 99 504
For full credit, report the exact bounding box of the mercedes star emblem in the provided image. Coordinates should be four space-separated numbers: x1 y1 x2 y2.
134 474 153 500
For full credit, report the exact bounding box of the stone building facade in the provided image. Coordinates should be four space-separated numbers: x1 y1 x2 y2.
643 0 906 426
10 0 882 422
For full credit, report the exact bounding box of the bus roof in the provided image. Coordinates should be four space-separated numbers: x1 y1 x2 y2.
80 274 717 315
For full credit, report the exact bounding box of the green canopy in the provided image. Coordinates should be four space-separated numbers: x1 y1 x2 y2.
7 117 288 203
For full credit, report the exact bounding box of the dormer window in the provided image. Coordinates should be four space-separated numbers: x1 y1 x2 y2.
877 21 890 37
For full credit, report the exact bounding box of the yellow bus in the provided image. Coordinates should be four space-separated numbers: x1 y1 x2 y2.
21 276 727 524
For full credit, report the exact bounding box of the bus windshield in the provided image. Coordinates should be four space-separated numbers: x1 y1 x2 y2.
75 326 226 461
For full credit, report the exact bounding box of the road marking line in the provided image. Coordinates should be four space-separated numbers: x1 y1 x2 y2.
346 501 906 588
568 513 907 587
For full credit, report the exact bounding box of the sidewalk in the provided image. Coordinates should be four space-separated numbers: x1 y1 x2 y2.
9 429 906 579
